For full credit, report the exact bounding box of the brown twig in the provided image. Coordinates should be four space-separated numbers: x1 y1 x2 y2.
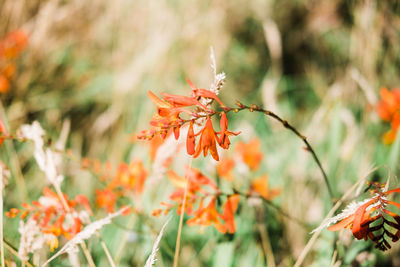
173 157 193 267
233 102 334 201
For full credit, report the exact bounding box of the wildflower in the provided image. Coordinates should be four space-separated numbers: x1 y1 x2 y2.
193 117 220 161
161 92 209 110
96 188 117 213
250 175 280 201
43 207 129 266
236 138 263 171
0 30 28 59
138 74 239 161
145 91 189 140
376 87 400 144
0 30 28 93
167 168 218 215
168 189 197 215
168 168 218 192
110 160 147 194
186 120 196 155
8 187 92 258
218 112 240 149
186 198 226 233
217 158 235 181
186 78 226 107
221 194 240 233
0 75 9 93
318 183 400 251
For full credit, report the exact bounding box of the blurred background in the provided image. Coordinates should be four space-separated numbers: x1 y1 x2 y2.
1 0 400 266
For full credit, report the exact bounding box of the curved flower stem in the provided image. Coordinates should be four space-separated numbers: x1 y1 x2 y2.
232 103 334 202
179 102 334 201
255 205 276 267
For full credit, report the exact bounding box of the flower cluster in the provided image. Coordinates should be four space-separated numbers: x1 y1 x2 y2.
376 87 400 144
137 79 240 161
6 187 92 251
217 138 280 201
153 166 240 234
95 159 147 212
320 182 400 251
0 30 28 93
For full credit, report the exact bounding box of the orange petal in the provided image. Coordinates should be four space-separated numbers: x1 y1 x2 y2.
351 199 375 239
327 215 354 231
148 91 172 108
222 194 240 233
0 75 10 93
167 170 187 188
186 120 196 155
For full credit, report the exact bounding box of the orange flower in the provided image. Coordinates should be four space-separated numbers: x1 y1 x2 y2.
0 75 9 93
147 91 188 139
236 138 263 170
328 198 378 240
169 189 197 215
326 185 400 251
0 30 28 94
186 120 196 155
218 112 240 149
7 187 90 241
110 160 147 194
96 188 117 213
161 167 219 216
376 87 400 144
193 117 220 161
5 208 20 218
186 78 225 107
377 88 400 121
167 167 218 193
250 175 280 201
161 92 209 110
0 30 28 60
217 158 235 181
186 198 226 233
148 134 165 160
221 194 240 233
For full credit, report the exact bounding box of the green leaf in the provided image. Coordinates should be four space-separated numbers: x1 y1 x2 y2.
213 242 235 267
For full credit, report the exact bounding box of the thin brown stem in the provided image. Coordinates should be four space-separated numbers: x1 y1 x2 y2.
234 103 334 201
173 157 192 267
255 205 276 267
